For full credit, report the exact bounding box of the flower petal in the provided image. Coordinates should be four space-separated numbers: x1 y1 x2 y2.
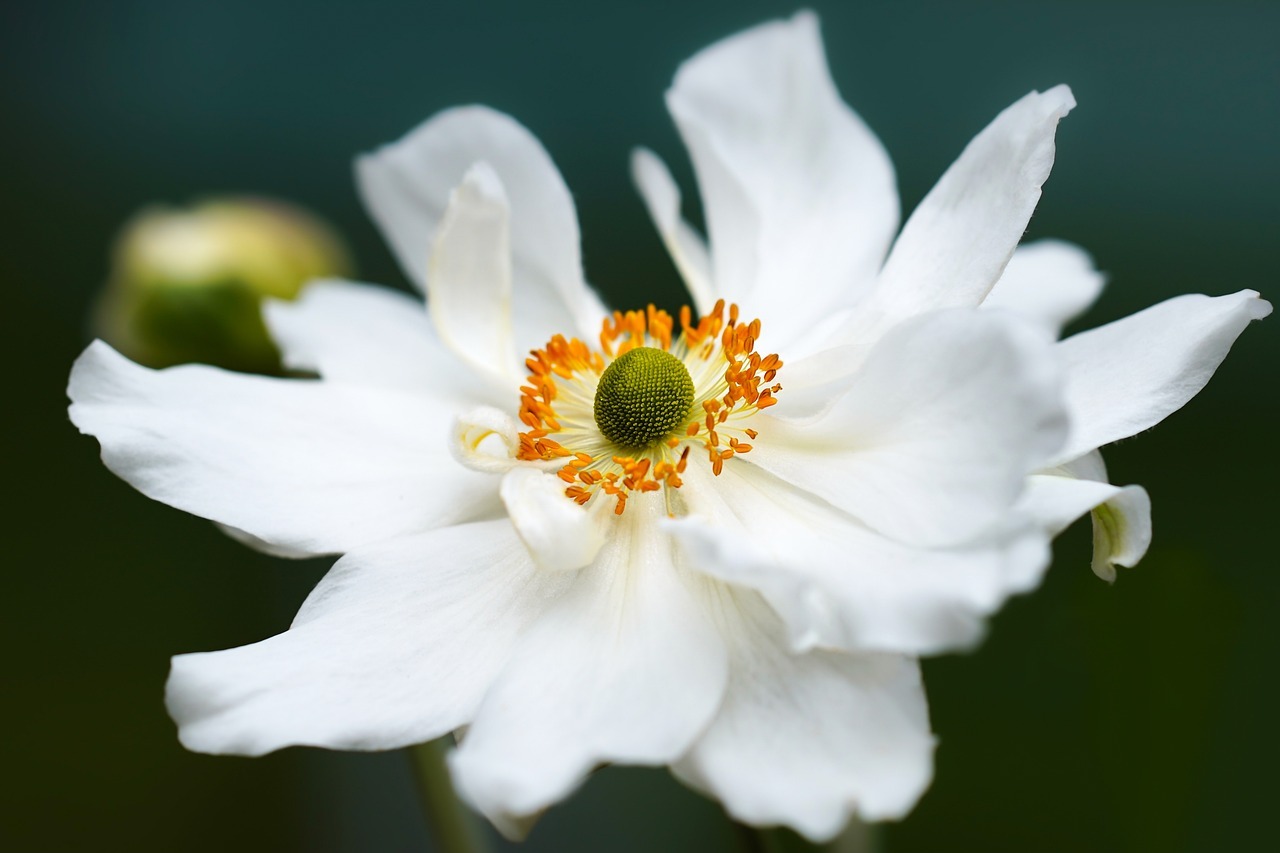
630 147 715 314
167 520 569 755
981 240 1105 339
217 523 315 560
673 589 933 841
427 162 520 384
263 278 504 406
1021 451 1152 582
1090 483 1151 583
449 496 728 822
499 467 607 572
1052 289 1271 463
831 86 1075 352
1019 473 1121 537
665 11 898 351
68 342 499 555
450 406 523 473
748 310 1068 547
669 459 1050 655
356 106 606 353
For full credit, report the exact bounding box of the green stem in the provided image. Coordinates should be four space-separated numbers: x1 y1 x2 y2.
830 819 881 853
407 738 491 853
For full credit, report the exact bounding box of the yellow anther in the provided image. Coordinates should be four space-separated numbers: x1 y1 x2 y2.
514 299 780 514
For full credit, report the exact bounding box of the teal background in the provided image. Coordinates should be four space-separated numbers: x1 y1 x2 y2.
3 1 1276 850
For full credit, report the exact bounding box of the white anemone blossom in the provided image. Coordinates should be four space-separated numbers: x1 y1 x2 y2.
68 12 1268 842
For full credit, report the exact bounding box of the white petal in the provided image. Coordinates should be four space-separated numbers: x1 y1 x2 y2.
217 523 315 560
499 467 607 572
1052 289 1271 463
669 460 1050 655
263 279 505 406
831 86 1075 352
673 589 933 841
665 11 899 351
356 106 606 353
68 342 499 555
427 163 520 384
1021 451 1152 582
168 520 571 755
450 406 523 473
450 495 728 822
761 341 861 422
747 310 1068 547
1089 484 1151 582
630 147 715 314
784 245 1092 428
981 240 1106 338
1019 473 1122 536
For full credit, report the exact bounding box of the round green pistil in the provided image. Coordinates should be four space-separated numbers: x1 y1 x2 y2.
594 347 695 449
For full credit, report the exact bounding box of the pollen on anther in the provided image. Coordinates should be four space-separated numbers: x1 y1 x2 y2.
515 298 781 514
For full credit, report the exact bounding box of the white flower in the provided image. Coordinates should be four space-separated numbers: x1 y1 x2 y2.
67 11 1268 843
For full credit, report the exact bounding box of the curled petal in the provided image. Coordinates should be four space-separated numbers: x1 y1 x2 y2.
1089 484 1152 582
1019 473 1122 536
450 406 522 473
356 105 606 354
500 467 607 573
427 163 520 384
1022 451 1152 582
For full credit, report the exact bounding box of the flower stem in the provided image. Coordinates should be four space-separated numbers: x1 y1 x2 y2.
831 819 881 853
408 738 491 853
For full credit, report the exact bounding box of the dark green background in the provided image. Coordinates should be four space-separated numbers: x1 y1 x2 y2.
4 1 1275 850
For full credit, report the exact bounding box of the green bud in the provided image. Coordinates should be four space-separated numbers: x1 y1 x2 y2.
594 347 694 449
92 197 351 373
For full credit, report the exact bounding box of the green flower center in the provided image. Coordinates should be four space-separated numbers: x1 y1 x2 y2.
593 347 695 449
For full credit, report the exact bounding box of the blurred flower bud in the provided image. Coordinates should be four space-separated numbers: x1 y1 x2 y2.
93 197 352 373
